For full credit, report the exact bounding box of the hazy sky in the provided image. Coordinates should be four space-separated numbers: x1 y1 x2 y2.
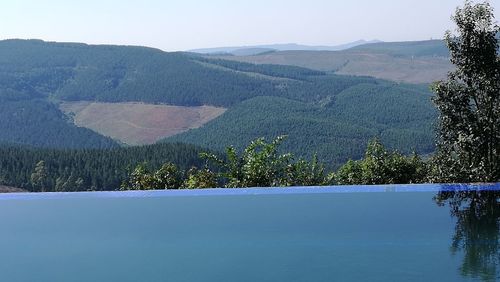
1 0 499 51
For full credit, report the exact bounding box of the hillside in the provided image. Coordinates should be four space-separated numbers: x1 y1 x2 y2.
0 39 437 166
0 99 118 149
0 39 326 107
166 83 436 168
210 40 452 84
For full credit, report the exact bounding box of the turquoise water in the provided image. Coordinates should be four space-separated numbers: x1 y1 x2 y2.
0 184 498 281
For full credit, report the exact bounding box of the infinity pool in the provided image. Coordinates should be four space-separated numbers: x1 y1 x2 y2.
0 184 498 281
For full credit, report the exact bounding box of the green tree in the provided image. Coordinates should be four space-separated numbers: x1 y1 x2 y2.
335 139 428 185
55 174 85 192
122 162 184 190
240 136 293 187
30 160 48 192
184 167 218 189
202 136 293 188
432 1 500 182
154 163 183 189
202 136 329 188
121 163 156 190
201 146 244 188
284 155 331 186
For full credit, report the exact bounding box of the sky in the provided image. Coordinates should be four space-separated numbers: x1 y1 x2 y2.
1 0 499 51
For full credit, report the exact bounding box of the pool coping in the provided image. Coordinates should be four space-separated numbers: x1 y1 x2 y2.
0 183 498 200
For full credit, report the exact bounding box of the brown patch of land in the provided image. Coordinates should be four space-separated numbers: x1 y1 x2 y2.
0 185 27 193
60 102 226 145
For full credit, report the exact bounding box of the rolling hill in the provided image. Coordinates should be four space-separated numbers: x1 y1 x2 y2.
209 40 452 84
0 39 438 168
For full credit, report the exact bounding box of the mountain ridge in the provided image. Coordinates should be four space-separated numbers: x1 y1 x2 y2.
189 39 383 55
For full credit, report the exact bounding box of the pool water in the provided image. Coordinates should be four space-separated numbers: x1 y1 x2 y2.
0 184 498 281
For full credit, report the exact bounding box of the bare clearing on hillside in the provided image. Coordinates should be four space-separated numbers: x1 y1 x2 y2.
60 102 226 145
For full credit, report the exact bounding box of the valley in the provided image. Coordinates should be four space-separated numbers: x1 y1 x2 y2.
0 39 438 178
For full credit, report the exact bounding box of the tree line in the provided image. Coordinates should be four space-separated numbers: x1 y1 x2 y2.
121 136 430 190
0 143 206 192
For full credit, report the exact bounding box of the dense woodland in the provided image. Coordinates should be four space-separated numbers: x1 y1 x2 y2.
0 137 429 192
166 83 436 168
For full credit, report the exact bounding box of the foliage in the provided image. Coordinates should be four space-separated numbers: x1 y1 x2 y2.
121 162 183 190
121 163 156 190
184 167 218 189
201 136 330 188
284 155 332 186
55 173 84 192
154 163 183 189
1 135 444 192
431 1 500 182
334 139 428 185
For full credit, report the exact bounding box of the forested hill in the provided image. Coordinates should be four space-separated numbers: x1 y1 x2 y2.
166 84 436 168
0 39 329 107
0 99 118 149
0 39 437 167
1 39 435 109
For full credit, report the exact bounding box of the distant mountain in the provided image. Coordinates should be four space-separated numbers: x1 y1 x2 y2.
190 40 383 55
211 40 452 84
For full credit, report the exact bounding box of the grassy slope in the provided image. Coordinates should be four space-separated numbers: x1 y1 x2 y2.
211 40 452 84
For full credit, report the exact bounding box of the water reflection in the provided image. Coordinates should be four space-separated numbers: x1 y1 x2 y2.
435 185 500 281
